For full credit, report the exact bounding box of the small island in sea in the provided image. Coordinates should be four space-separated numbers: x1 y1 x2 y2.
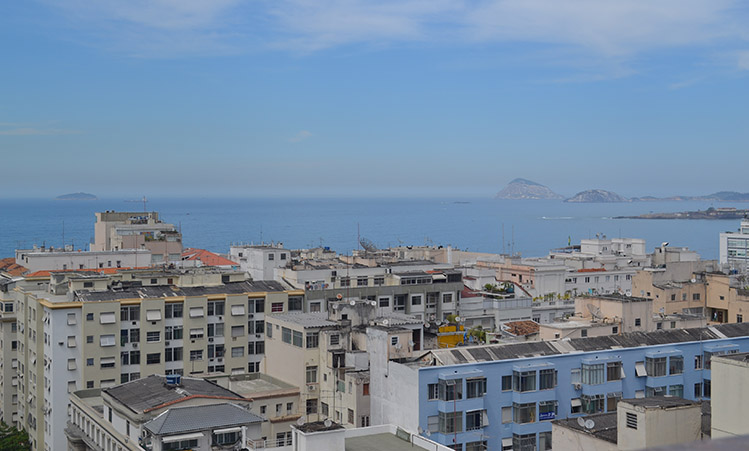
615 207 749 220
56 192 98 200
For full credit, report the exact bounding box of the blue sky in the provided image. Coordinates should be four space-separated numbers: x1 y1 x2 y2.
1 0 748 198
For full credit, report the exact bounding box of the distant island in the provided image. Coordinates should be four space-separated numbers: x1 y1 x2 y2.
631 191 749 202
56 192 97 200
495 178 564 200
615 207 749 220
565 189 628 203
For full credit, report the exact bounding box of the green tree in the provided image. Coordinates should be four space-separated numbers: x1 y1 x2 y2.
0 421 31 451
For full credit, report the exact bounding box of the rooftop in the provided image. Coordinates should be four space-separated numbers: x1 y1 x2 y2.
553 412 618 444
269 312 338 328
621 396 698 409
580 293 650 303
427 322 749 366
75 280 287 302
104 375 245 414
181 248 237 267
295 421 345 433
0 257 27 276
144 403 262 436
503 320 541 336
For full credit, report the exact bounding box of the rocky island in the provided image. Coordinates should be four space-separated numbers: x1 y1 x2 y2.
56 192 97 200
564 189 628 203
495 178 564 200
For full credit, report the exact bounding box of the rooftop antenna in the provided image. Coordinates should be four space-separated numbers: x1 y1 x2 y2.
62 220 65 249
141 196 148 212
502 223 505 254
587 303 603 321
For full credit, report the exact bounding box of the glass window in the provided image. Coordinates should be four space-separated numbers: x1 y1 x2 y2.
513 403 536 424
669 384 684 398
669 356 684 375
438 411 463 434
513 371 536 392
539 401 558 420
427 383 439 400
466 410 485 430
513 433 536 451
282 327 291 344
539 369 556 390
606 392 621 411
646 386 666 397
607 361 622 381
501 375 512 391
466 377 487 398
582 394 605 414
438 379 463 401
292 330 303 347
646 357 667 377
306 332 319 348
582 363 605 385
306 366 318 383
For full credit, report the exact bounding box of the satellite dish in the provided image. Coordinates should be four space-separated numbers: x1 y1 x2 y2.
690 278 697 283
349 300 356 306
424 322 431 328
625 291 632 297
577 417 586 427
297 416 306 426
382 319 390 326
587 304 603 320
370 300 377 307
425 430 431 437
324 419 333 428
336 293 343 300
395 342 402 350
418 426 424 434
455 316 461 322
585 419 595 429
331 304 338 310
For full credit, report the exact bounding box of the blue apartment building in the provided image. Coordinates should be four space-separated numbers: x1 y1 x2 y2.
416 323 749 451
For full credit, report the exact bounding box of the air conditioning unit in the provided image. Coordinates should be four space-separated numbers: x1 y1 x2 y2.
249 314 254 318
165 341 170 346
307 385 317 391
208 337 214 342
573 383 581 390
132 343 138 348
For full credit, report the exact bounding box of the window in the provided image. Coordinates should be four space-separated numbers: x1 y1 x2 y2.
466 410 485 430
306 399 318 414
646 357 667 377
165 303 183 318
207 323 223 338
189 307 204 318
394 295 406 311
231 325 244 337
693 293 701 300
146 331 160 343
581 329 588 337
164 439 198 451
501 406 512 424
87 335 94 343
539 400 558 420
635 318 641 327
694 382 703 398
502 375 512 391
306 332 319 348
571 398 582 414
268 253 275 260
271 302 284 312
329 334 340 346
146 353 161 365
581 394 605 414
207 301 225 316
428 383 439 400
100 357 115 368
67 313 77 325
165 347 183 362
513 402 536 424
357 277 368 287
646 386 666 397
120 306 140 321
165 325 183 340
288 297 303 311
282 327 292 344
539 369 556 390
189 328 204 339
669 384 684 397
439 411 463 434
100 312 116 324
513 433 536 451
306 366 318 383
513 370 536 392
626 412 638 429
656 322 663 330
391 336 399 346
607 361 622 381
739 314 744 323
309 302 321 312
438 379 463 401
466 378 487 398
669 356 684 375
694 355 703 369
704 379 711 398
443 293 453 303
582 363 605 385
348 408 355 424
292 330 303 347
374 277 385 286
612 326 618 334
411 295 422 306
539 431 552 451
190 350 203 361
87 358 94 366
100 334 116 347
145 309 162 321
86 312 93 321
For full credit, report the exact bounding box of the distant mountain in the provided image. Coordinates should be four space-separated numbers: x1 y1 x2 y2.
565 189 628 203
56 192 97 200
495 178 564 200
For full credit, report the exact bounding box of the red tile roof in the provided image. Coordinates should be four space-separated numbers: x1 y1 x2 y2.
181 248 237 267
503 320 540 337
577 268 607 273
0 258 27 277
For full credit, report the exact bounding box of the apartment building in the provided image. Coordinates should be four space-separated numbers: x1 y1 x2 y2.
91 211 182 264
4 268 300 451
720 218 749 271
0 275 19 426
15 247 152 272
66 374 261 450
264 300 423 432
229 243 290 281
370 322 749 451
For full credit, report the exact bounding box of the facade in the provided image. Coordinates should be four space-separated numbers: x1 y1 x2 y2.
91 211 182 265
371 322 749 451
4 269 300 451
229 244 290 281
0 276 19 427
710 352 749 439
719 219 749 271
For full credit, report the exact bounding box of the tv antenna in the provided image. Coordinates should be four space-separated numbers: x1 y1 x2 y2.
587 304 603 321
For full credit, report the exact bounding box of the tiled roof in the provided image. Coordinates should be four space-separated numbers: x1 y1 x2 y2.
0 258 27 277
181 248 237 267
577 268 607 273
503 320 540 337
144 403 262 436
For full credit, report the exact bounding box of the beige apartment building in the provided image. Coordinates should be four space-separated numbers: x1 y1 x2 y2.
3 267 301 451
91 211 182 265
0 275 19 427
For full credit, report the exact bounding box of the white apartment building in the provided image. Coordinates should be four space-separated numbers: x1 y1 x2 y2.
720 219 749 271
3 269 300 451
229 244 290 281
91 211 182 264
15 247 152 272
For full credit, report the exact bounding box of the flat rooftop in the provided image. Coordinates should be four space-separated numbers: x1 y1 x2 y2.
428 322 749 366
346 433 428 451
269 312 338 328
75 280 287 301
554 412 617 444
622 396 698 409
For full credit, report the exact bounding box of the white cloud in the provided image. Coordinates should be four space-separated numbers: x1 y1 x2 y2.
288 130 312 143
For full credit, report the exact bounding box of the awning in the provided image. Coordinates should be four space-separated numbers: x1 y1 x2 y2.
635 391 645 399
432 274 447 281
213 427 241 434
100 312 116 324
189 307 204 318
571 398 582 408
635 362 647 377
502 438 513 447
146 309 162 321
161 432 204 443
101 357 115 365
231 305 246 316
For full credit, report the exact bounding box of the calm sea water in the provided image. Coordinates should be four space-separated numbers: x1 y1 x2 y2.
0 198 739 261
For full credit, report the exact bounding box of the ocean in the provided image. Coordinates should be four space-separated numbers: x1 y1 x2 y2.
0 198 738 261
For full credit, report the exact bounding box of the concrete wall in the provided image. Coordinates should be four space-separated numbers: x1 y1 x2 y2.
551 423 617 451
617 401 701 450
712 355 749 438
